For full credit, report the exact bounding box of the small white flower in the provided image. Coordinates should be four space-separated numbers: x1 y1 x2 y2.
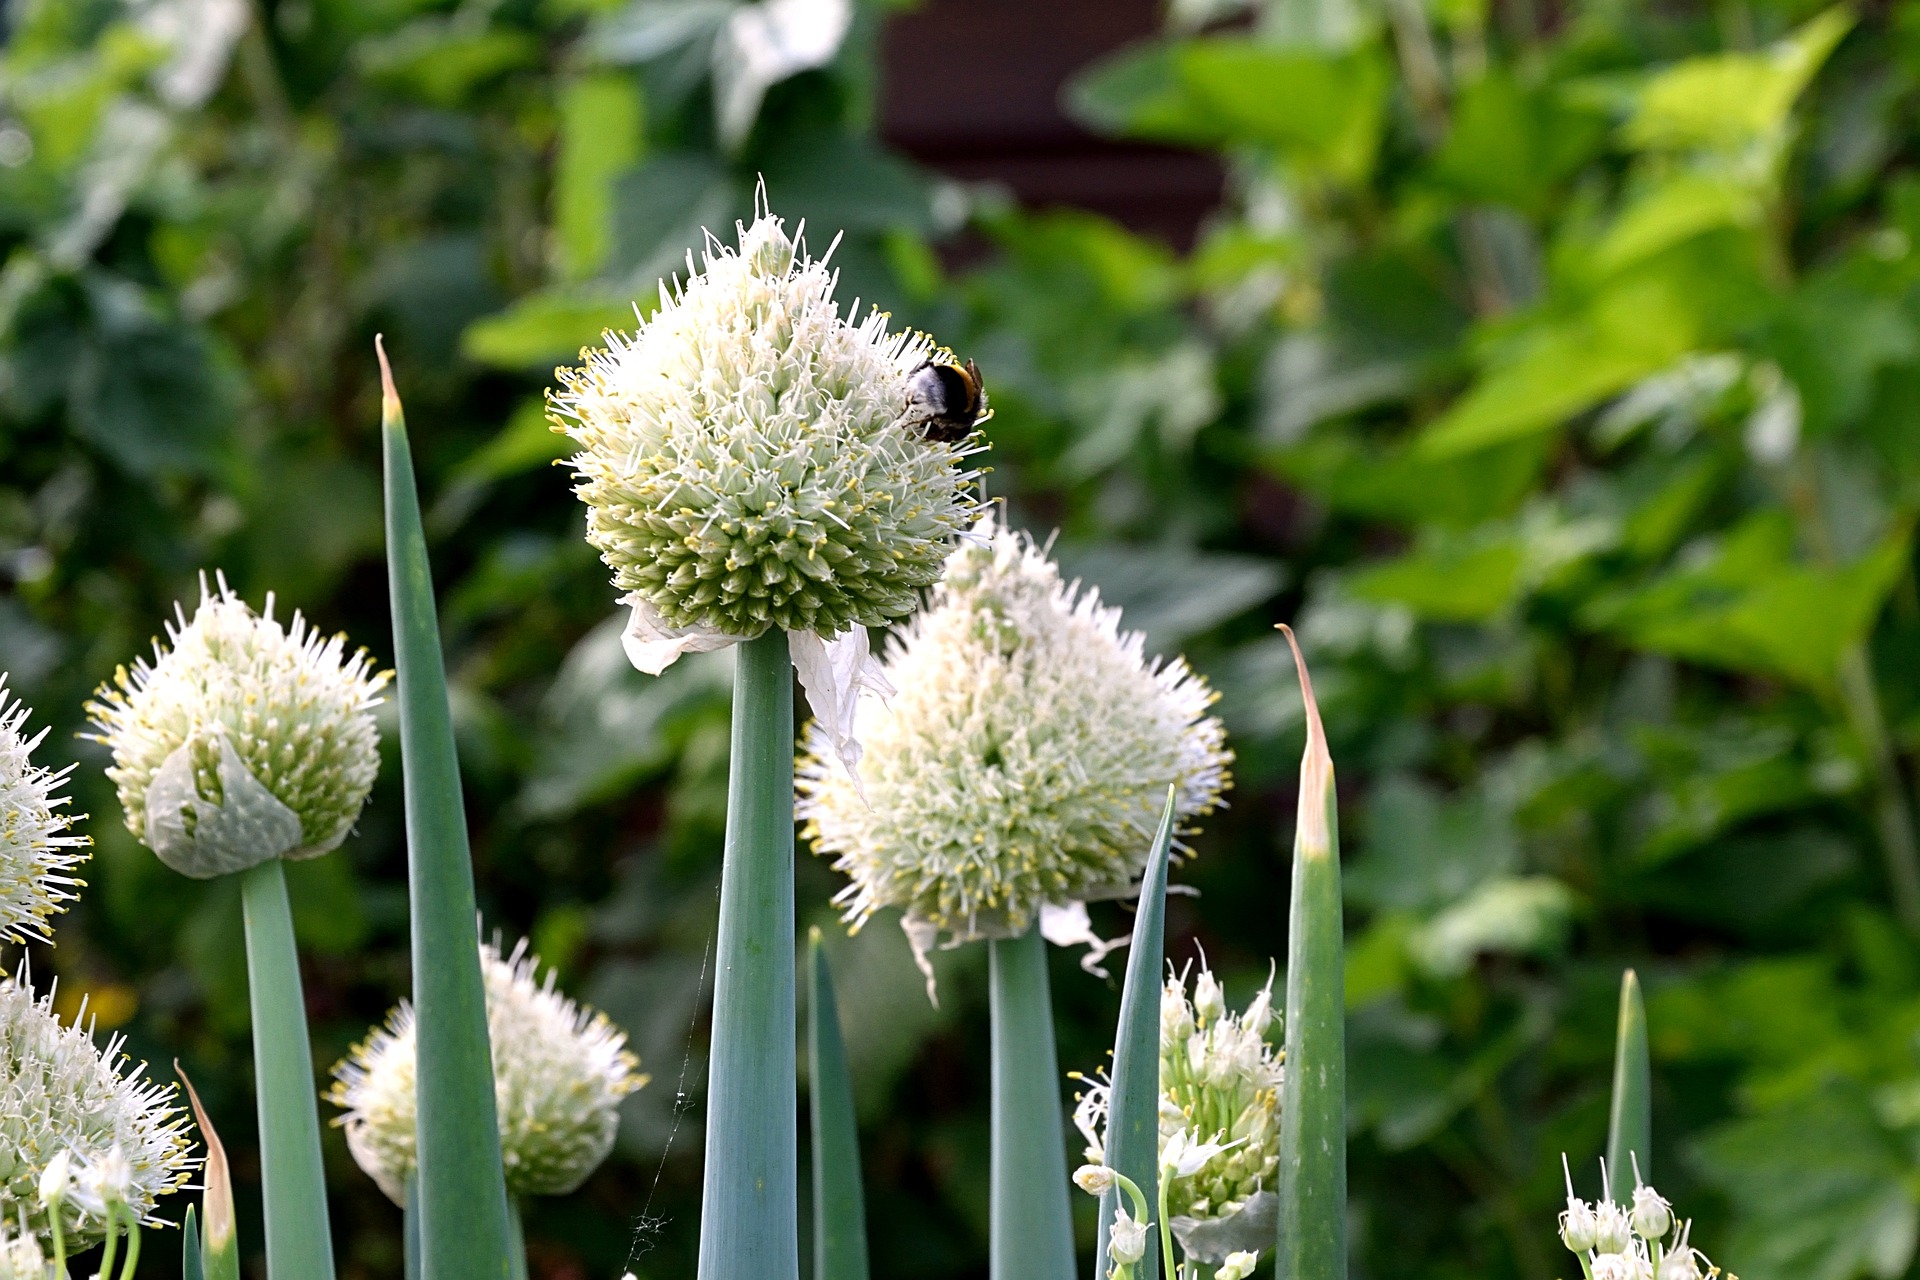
1631 1182 1673 1241
330 937 646 1202
1592 1254 1635 1280
0 973 197 1247
0 1226 44 1280
1560 1195 1599 1253
1214 1252 1260 1280
799 513 1231 990
1162 1128 1239 1180
1593 1200 1633 1254
1193 968 1225 1024
0 677 90 943
85 574 389 879
1109 1206 1150 1266
1074 1164 1116 1195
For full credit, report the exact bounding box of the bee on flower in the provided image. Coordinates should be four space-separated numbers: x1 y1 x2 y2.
551 203 985 775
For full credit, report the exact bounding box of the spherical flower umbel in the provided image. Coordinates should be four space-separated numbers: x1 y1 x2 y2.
84 574 390 879
1073 959 1280 1263
797 512 1231 975
329 937 647 1203
551 209 979 647
0 972 197 1248
0 678 89 943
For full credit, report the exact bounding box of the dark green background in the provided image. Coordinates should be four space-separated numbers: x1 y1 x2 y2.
7 0 1920 1276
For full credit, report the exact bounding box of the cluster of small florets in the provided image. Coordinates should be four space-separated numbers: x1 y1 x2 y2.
84 575 389 878
0 975 197 1247
1559 1160 1726 1280
0 679 89 943
797 513 1231 946
1073 961 1280 1262
552 213 979 639
0 1224 47 1280
330 938 646 1203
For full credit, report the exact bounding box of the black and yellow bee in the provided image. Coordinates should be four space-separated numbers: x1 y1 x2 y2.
901 357 988 444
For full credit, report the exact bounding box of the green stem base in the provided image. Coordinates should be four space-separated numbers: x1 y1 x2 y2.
989 929 1075 1280
241 858 336 1280
696 629 799 1280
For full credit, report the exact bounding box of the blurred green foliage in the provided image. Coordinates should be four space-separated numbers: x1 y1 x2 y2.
8 0 1920 1276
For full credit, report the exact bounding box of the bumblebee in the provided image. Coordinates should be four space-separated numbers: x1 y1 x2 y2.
901 357 988 444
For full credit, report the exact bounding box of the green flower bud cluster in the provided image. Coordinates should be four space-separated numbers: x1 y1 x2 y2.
798 513 1231 951
0 975 196 1249
1155 966 1281 1223
329 938 647 1203
85 575 389 879
0 680 88 943
553 212 979 639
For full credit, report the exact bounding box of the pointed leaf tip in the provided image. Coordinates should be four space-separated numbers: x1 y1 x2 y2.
374 335 402 420
1278 624 1334 857
176 1061 235 1251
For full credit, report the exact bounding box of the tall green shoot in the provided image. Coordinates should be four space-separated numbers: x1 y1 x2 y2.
378 339 515 1279
1276 626 1345 1280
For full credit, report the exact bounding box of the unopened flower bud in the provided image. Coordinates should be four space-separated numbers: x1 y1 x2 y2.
1560 1197 1598 1252
37 1151 69 1207
1593 1201 1632 1254
1631 1184 1672 1240
1193 969 1225 1023
1110 1208 1149 1265
1074 1164 1116 1195
1214 1251 1259 1280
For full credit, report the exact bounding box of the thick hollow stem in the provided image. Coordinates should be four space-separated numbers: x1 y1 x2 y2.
696 628 799 1280
988 928 1075 1280
809 931 871 1280
505 1198 529 1280
241 857 336 1280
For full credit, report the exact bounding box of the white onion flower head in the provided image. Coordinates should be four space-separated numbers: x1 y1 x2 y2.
553 210 978 645
0 679 89 943
798 512 1231 981
0 973 197 1248
329 938 647 1203
1074 959 1280 1264
85 574 389 879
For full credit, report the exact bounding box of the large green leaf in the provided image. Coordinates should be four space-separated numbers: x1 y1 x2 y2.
379 342 516 1280
1094 790 1177 1280
1607 970 1652 1196
809 929 871 1280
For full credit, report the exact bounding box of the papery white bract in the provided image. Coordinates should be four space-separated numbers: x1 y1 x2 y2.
330 938 646 1202
0 678 89 943
85 574 389 879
